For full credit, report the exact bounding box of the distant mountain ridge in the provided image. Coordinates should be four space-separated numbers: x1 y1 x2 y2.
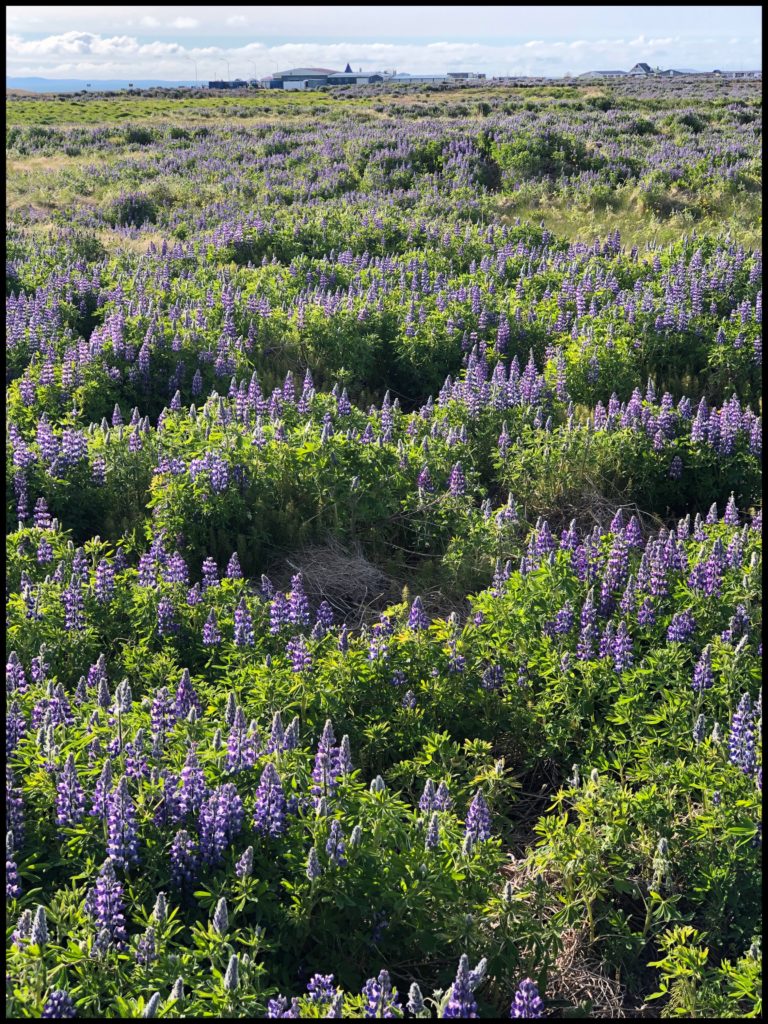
7 77 197 93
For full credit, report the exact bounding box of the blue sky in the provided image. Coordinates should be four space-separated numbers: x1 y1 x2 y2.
6 6 762 80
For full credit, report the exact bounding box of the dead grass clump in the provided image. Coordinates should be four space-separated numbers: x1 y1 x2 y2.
548 926 629 1018
282 538 395 625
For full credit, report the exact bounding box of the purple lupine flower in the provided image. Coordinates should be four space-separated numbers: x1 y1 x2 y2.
270 592 290 633
723 493 739 526
729 694 756 775
253 763 287 837
288 573 311 626
156 596 178 637
448 462 466 496
85 859 128 947
201 558 219 590
465 789 492 843
135 926 156 966
94 560 115 603
637 598 656 627
202 608 221 646
326 819 347 866
169 829 198 891
307 974 335 1003
63 577 85 631
90 760 113 818
174 669 201 720
286 635 312 672
417 465 434 493
361 970 400 1018
233 598 254 646
409 596 429 631
225 708 259 774
6 652 28 695
425 811 440 850
611 622 633 672
226 552 243 579
443 954 478 1018
235 845 254 879
6 700 26 757
316 600 334 630
198 783 243 866
667 610 696 644
267 996 300 1018
306 846 321 880
41 990 77 1019
106 777 139 868
267 712 285 754
692 646 714 692
434 781 452 810
481 665 505 691
510 978 544 1018
6 830 21 900
56 755 86 829
577 591 598 661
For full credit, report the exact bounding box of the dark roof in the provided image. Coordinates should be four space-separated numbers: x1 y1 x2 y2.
344 63 353 73
630 62 652 73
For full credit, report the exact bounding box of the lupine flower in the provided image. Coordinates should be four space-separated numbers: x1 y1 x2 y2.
425 811 441 850
234 598 255 646
202 609 221 646
224 954 239 992
361 969 400 1018
667 610 696 643
442 954 478 1018
135 926 156 966
307 974 335 1003
326 991 345 1017
288 573 310 626
448 462 466 496
286 634 312 672
326 819 347 866
692 646 714 692
253 763 287 837
729 694 757 775
212 897 229 936
236 845 254 879
434 781 453 810
226 552 243 579
6 830 21 900
465 789 492 842
408 983 426 1015
510 978 545 1018
56 754 86 829
174 669 201 720
409 596 429 631
142 993 161 1019
106 776 139 868
170 829 198 891
41 991 77 1019
85 859 128 947
267 996 300 1018
199 784 243 866
306 846 321 880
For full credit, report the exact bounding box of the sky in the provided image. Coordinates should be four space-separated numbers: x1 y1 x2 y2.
6 5 763 81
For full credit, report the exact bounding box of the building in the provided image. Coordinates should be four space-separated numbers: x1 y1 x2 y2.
262 67 340 89
207 79 248 90
446 72 486 80
627 62 653 76
326 71 385 85
578 70 627 78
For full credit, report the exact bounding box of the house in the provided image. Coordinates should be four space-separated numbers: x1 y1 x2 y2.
578 70 627 78
446 72 486 80
628 62 653 76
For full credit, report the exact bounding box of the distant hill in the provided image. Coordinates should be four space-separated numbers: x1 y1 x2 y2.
7 77 197 93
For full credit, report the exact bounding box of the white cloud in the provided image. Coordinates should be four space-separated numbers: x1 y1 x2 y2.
171 17 199 30
5 28 762 79
140 15 159 28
